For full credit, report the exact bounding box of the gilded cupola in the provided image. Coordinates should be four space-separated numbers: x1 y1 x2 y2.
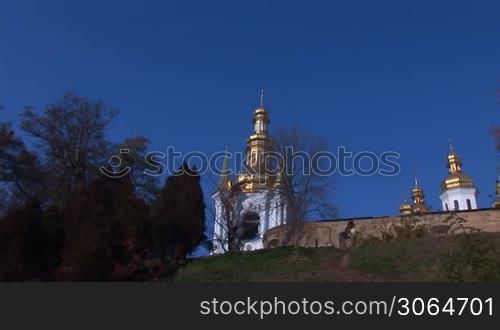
399 198 413 216
494 174 500 209
412 178 428 213
236 90 280 192
441 143 475 192
217 147 232 191
399 178 429 216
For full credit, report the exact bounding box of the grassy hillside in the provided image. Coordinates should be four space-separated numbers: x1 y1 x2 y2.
176 233 500 282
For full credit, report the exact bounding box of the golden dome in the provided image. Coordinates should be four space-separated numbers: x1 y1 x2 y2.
253 89 269 118
441 173 475 191
412 178 428 213
254 107 268 116
412 178 423 196
399 178 429 215
399 200 413 216
441 146 475 192
217 148 233 191
494 177 500 209
236 90 277 192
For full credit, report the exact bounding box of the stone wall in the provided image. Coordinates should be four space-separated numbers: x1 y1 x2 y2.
263 208 500 249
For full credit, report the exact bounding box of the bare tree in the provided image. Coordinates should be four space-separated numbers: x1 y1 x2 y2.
20 92 118 207
272 125 336 245
0 121 44 205
115 136 160 203
210 187 244 252
206 154 246 253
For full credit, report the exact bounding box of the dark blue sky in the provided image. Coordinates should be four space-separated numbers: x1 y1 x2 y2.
1 0 498 218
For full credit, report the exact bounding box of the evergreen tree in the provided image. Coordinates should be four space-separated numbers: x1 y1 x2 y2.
153 163 206 265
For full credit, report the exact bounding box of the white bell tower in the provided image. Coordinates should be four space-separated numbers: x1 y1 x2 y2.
439 143 478 211
212 91 287 254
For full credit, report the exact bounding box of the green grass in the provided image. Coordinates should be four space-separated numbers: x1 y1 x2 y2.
176 247 332 282
176 233 500 282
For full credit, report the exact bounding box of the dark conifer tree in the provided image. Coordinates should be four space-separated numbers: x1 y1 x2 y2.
154 162 206 265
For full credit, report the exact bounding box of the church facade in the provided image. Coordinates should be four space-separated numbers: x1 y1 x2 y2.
212 95 287 253
438 146 478 211
212 94 500 254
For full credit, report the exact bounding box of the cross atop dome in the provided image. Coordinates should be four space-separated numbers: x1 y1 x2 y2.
448 136 454 153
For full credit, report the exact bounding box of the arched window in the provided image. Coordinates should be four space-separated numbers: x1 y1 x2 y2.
267 239 280 249
454 200 459 210
466 199 472 210
280 205 285 225
241 211 260 240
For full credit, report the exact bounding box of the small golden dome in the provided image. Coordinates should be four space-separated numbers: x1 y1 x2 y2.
441 173 475 191
494 177 500 208
254 89 269 117
400 202 413 216
412 180 423 196
441 146 475 192
412 178 428 213
254 107 268 115
217 148 233 191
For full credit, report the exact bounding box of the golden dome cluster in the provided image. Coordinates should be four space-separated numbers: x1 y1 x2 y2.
397 140 498 214
400 178 429 216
